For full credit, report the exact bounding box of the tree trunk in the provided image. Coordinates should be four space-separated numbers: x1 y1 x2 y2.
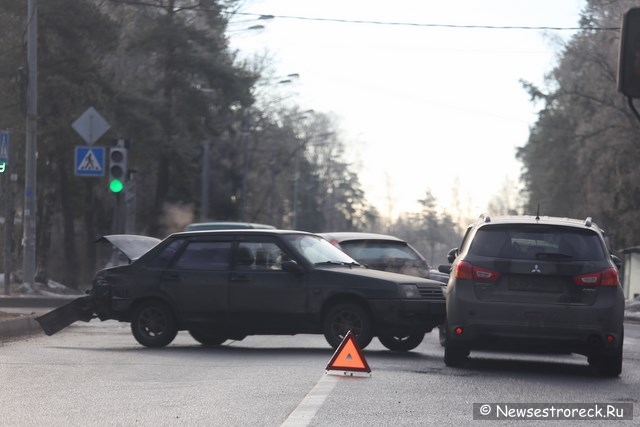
58 160 78 289
83 180 97 288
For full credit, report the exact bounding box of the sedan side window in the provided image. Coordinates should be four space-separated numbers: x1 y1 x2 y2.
146 239 183 269
235 241 287 271
172 241 232 270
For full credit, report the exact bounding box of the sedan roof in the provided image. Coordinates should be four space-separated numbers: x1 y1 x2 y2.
173 228 312 237
184 221 276 231
318 232 404 243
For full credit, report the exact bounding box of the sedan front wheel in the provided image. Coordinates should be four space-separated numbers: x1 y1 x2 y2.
323 303 373 350
131 301 178 348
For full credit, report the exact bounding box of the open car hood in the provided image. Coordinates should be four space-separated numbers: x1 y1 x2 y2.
96 234 161 262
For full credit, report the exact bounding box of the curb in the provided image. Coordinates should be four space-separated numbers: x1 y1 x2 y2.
0 295 80 308
0 314 42 340
0 296 79 340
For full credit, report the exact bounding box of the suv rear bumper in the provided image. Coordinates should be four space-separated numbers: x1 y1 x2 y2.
446 299 624 355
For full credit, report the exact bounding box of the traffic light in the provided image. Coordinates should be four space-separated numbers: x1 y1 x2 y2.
618 8 640 97
109 146 127 193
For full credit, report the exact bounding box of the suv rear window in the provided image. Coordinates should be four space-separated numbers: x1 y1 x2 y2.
468 224 606 261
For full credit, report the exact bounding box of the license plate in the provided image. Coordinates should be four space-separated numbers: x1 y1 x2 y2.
508 276 563 293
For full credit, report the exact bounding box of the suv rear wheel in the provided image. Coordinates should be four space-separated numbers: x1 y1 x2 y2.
588 329 623 377
443 324 469 367
323 302 373 350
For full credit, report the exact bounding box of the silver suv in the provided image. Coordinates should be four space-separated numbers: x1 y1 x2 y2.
439 215 625 377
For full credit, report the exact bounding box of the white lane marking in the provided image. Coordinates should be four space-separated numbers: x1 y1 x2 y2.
281 374 339 426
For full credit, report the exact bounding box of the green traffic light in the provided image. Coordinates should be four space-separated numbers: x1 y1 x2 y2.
109 178 124 193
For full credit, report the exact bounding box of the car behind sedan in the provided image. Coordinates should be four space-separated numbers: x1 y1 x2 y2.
37 230 445 352
318 232 449 283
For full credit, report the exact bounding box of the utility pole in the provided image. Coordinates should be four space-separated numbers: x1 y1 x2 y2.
240 109 251 222
23 0 38 287
124 169 137 234
4 172 17 295
200 138 210 221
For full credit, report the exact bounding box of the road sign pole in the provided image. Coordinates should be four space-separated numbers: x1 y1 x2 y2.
23 0 38 288
124 170 136 234
112 192 122 235
2 130 15 294
4 171 17 295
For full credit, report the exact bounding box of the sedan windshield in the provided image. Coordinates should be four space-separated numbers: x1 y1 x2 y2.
339 240 421 261
283 234 358 265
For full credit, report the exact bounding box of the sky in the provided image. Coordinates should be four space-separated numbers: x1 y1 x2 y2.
228 0 586 220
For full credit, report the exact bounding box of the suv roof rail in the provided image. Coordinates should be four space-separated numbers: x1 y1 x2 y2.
585 217 593 227
478 213 491 223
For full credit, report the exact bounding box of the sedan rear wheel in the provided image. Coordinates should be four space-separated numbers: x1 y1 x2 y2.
188 329 227 346
323 303 373 350
131 301 178 348
378 333 424 352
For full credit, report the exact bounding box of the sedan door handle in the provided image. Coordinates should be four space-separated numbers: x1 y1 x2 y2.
162 273 181 282
230 272 250 282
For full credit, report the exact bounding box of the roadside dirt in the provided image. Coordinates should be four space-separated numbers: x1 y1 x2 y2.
0 311 22 320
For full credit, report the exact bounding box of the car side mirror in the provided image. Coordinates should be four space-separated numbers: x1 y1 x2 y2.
447 248 459 264
438 264 452 274
281 260 303 273
611 254 622 271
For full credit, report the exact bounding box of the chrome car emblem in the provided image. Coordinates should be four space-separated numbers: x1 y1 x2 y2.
531 264 542 273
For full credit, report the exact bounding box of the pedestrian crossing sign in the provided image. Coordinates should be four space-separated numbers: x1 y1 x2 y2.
75 146 105 177
0 130 9 166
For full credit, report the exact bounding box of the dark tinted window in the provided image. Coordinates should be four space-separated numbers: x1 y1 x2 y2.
469 225 606 261
172 241 232 270
235 241 287 270
147 239 184 269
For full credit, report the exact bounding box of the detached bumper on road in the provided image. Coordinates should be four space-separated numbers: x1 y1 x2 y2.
35 296 96 336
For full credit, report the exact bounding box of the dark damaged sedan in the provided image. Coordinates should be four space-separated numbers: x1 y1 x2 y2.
38 229 446 352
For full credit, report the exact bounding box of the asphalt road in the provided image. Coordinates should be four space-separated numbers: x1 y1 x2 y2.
1 319 639 426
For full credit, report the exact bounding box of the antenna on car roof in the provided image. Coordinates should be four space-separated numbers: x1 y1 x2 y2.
535 204 540 221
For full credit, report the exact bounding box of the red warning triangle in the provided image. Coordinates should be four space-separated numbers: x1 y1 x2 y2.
325 330 371 373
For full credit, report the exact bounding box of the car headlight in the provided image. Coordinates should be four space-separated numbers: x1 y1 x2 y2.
399 284 421 299
90 275 112 298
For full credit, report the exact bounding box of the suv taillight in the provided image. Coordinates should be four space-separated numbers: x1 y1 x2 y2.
573 267 619 287
455 260 501 282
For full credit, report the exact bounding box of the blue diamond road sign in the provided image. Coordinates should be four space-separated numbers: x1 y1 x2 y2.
72 107 110 145
75 146 105 177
